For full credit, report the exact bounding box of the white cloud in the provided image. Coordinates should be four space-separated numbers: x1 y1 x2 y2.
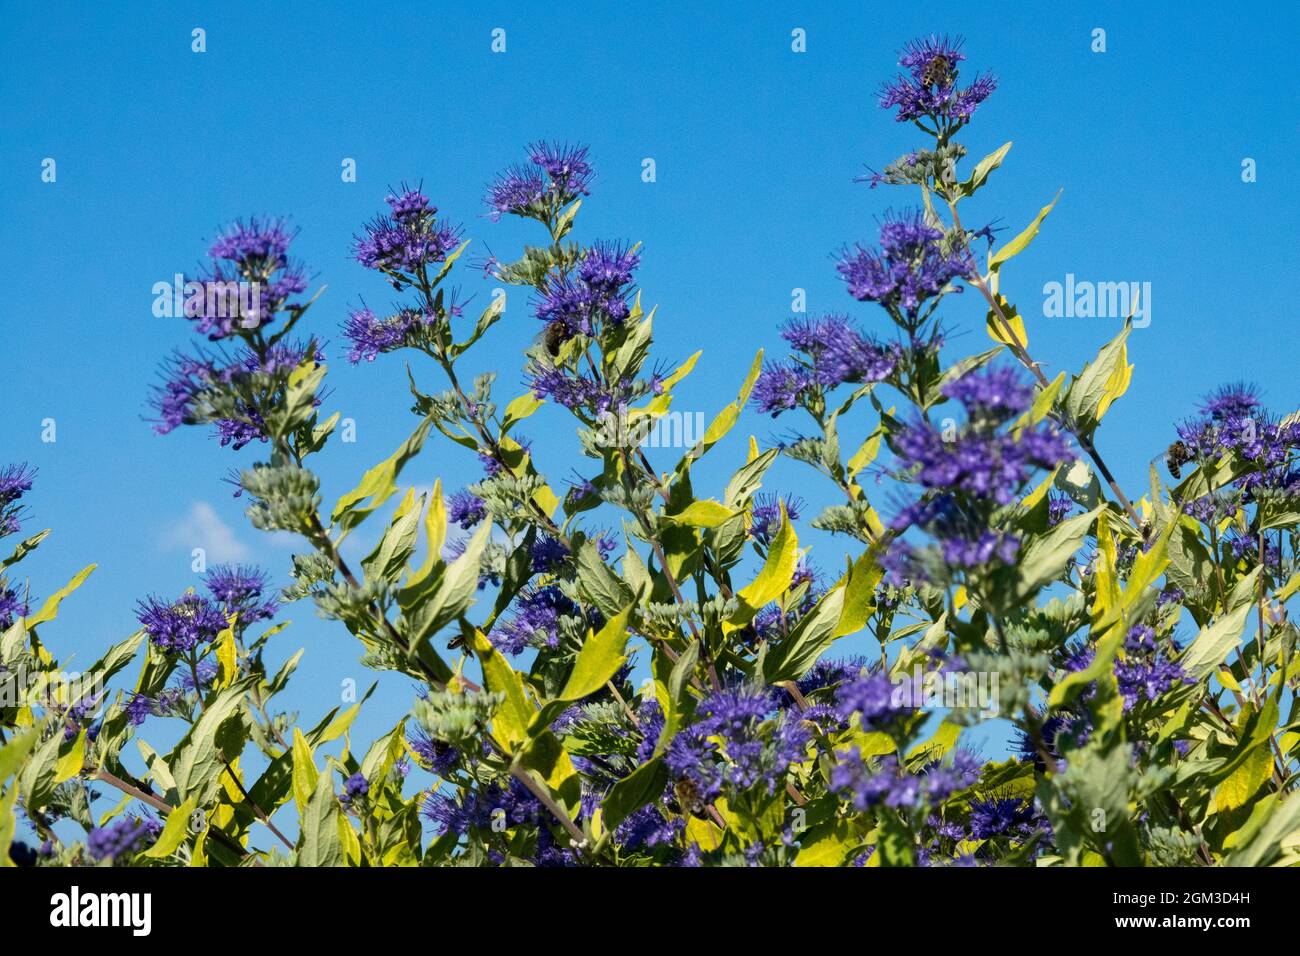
160 501 251 562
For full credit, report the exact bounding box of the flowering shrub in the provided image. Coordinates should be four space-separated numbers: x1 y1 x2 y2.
4 34 1300 869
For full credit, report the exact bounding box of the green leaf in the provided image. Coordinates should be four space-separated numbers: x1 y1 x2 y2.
599 757 668 833
0 729 38 783
331 417 433 537
1063 326 1133 435
1226 790 1300 866
957 141 1012 199
54 730 85 783
733 503 799 617
558 607 632 702
362 488 424 584
795 817 859 867
1013 506 1101 603
989 191 1060 270
402 479 447 599
834 551 881 638
142 795 199 859
3 529 50 570
763 586 847 684
668 499 736 528
1181 594 1255 680
404 520 490 653
470 629 535 749
502 391 544 432
292 728 316 816
574 540 634 619
296 769 345 867
23 563 96 627
169 677 255 804
16 729 63 812
674 350 763 475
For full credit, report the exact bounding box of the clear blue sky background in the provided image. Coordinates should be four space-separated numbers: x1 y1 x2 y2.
2 1 1297 833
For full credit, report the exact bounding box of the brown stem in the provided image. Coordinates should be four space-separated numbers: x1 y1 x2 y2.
222 760 295 851
94 768 255 862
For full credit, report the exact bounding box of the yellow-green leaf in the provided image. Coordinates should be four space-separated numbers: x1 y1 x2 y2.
142 795 198 859
24 564 96 628
559 607 632 702
54 730 85 783
989 191 1060 270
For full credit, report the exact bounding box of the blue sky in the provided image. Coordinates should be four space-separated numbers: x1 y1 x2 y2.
2 1 1298 829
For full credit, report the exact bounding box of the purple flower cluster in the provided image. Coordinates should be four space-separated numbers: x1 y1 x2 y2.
1176 384 1300 516
1047 493 1075 527
749 493 802 546
895 368 1071 505
665 688 809 802
534 241 640 341
967 796 1046 842
423 777 581 866
135 592 228 654
353 188 462 276
492 585 581 656
340 771 369 805
148 340 323 447
529 535 570 574
448 491 487 530
342 307 409 363
408 727 461 776
830 749 981 811
485 142 594 222
0 584 28 630
0 463 35 537
752 315 897 416
836 211 974 318
188 218 308 339
834 670 913 730
1114 624 1192 709
86 817 158 861
614 802 684 851
526 361 659 416
205 564 278 623
878 35 997 129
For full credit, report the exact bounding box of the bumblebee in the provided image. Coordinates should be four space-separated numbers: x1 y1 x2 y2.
542 319 568 358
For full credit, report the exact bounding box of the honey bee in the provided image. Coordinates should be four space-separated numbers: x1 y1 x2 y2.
1165 440 1193 479
674 779 707 817
921 56 954 88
